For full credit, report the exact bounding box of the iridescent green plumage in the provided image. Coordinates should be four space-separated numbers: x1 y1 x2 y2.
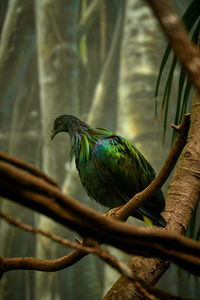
51 115 166 227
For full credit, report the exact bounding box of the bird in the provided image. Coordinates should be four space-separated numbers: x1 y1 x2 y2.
51 114 166 227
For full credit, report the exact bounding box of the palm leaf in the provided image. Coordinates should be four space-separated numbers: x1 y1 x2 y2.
161 56 177 140
155 0 200 138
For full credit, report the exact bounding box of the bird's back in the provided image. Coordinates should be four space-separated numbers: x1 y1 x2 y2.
77 134 166 226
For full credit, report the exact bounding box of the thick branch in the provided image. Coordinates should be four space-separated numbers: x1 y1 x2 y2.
0 152 58 186
1 149 200 277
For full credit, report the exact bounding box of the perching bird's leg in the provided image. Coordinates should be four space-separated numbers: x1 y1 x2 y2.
105 206 123 218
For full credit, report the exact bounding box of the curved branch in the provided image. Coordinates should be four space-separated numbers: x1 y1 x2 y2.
0 248 190 300
116 113 190 221
0 251 84 275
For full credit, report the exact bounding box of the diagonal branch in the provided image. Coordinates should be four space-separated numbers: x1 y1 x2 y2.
0 210 83 248
116 113 190 221
0 152 58 186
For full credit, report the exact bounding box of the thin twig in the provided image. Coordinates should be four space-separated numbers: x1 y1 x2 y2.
0 210 81 249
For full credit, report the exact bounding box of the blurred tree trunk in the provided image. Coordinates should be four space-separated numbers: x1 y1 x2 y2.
0 0 8 35
34 0 81 299
62 0 125 205
117 0 170 163
0 1 38 299
35 0 79 182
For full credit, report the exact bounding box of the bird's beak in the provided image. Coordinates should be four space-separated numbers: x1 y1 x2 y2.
51 129 57 140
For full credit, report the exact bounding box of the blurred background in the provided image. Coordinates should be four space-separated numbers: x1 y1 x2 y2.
0 0 199 299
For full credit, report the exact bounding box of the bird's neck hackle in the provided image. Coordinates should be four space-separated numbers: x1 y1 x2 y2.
69 121 94 161
69 120 112 162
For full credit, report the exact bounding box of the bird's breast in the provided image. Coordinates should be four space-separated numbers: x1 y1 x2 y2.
77 157 123 208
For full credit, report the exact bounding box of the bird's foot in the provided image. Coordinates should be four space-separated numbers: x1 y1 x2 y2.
105 206 122 218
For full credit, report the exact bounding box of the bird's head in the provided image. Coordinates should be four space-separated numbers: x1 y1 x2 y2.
51 115 87 140
51 115 75 140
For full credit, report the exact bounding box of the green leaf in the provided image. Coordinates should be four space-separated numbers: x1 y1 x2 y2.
155 0 200 141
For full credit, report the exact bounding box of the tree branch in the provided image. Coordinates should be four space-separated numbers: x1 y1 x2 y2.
0 212 191 300
0 210 84 248
115 113 190 221
0 152 58 186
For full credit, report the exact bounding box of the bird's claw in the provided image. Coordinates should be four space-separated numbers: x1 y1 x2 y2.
105 206 122 218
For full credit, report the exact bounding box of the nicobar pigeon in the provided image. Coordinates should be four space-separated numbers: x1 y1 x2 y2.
51 115 166 227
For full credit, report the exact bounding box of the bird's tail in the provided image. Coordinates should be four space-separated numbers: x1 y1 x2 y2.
143 216 153 228
138 207 167 228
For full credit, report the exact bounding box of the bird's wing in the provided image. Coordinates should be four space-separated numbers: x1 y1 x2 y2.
93 135 156 203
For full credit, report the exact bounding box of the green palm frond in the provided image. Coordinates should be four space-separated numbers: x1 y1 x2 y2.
155 0 200 142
